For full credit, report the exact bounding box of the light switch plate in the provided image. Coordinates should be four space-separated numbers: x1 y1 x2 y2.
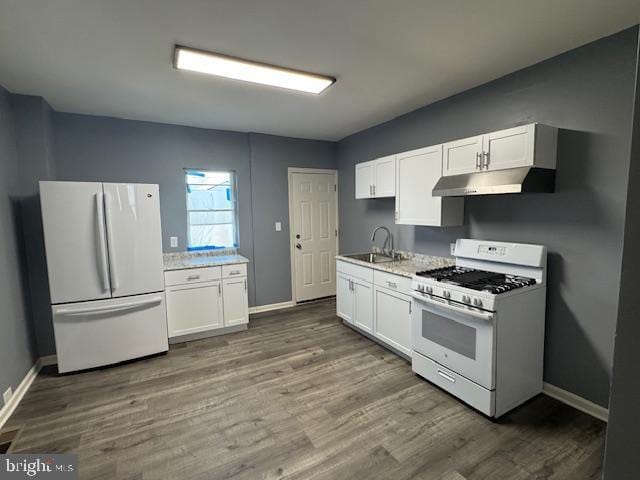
170 236 178 248
3 387 12 406
275 222 282 232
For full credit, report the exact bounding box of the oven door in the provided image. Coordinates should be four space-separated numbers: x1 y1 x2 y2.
411 292 496 389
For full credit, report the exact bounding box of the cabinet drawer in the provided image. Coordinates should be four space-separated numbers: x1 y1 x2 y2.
222 263 247 278
412 351 495 416
373 270 411 294
164 266 222 287
336 260 373 283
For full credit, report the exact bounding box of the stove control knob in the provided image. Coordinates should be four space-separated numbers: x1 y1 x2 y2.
443 290 451 299
425 286 433 294
473 298 483 307
462 295 471 304
417 284 424 292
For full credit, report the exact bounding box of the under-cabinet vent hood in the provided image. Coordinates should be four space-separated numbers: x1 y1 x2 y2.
432 167 555 197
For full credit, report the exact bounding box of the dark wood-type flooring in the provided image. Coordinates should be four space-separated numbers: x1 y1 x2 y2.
3 299 605 479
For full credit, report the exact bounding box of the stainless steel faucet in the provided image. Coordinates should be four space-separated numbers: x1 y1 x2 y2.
371 226 396 260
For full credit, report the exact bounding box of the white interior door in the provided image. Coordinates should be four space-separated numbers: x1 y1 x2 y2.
291 171 337 302
103 183 165 298
40 181 111 304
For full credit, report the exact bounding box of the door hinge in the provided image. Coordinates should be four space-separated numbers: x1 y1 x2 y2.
335 228 338 237
334 184 337 192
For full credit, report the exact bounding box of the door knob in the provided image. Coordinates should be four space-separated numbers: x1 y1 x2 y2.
296 243 302 250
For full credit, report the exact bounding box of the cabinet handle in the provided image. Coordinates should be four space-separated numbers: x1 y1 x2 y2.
229 270 241 275
476 152 481 169
187 274 201 281
218 283 221 296
387 281 397 289
483 152 490 169
244 279 247 292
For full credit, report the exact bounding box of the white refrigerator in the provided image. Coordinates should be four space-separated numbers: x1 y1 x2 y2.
40 181 168 373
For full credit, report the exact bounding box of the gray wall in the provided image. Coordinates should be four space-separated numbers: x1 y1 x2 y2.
603 29 640 480
10 95 56 356
0 86 37 401
249 133 336 305
337 27 639 407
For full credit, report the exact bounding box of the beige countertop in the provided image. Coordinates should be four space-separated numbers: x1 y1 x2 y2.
336 251 453 278
163 249 249 271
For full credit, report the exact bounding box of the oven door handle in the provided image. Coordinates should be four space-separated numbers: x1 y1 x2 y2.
411 292 494 322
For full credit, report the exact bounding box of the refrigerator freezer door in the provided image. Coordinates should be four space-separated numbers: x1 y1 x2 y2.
40 181 112 304
52 292 169 373
103 183 164 298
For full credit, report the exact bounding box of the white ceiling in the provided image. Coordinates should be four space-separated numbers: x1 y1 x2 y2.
0 1 638 141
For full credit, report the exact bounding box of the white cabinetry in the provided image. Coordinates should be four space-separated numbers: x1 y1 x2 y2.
442 123 557 177
223 277 249 326
395 145 464 227
165 262 249 340
355 155 396 199
336 260 412 357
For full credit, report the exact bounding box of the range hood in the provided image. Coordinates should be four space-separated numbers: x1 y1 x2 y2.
432 167 555 197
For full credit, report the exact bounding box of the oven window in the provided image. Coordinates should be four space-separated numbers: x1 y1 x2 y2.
422 310 477 360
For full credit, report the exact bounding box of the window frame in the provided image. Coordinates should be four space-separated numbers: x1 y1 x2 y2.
184 169 239 251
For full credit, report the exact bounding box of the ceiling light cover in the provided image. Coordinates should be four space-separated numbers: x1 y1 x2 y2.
174 46 335 94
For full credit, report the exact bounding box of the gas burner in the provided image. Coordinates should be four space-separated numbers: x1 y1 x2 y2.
416 266 536 294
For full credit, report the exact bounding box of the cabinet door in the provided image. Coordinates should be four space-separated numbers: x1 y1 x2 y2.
374 287 412 356
354 279 373 333
355 161 374 199
483 124 534 171
166 281 223 337
223 277 249 326
336 274 354 324
442 136 483 176
373 155 396 197
395 146 443 226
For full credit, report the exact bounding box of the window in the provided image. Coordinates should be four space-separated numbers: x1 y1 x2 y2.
186 170 238 250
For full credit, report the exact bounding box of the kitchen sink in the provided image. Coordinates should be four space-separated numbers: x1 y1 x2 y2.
344 252 395 264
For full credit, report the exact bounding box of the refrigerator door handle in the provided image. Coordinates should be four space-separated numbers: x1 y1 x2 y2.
104 192 118 293
56 295 163 317
95 193 110 292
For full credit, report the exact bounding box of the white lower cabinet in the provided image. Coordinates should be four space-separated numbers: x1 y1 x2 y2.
166 281 223 337
337 274 355 323
353 279 373 333
374 286 412 357
336 260 411 358
223 277 249 326
165 263 249 340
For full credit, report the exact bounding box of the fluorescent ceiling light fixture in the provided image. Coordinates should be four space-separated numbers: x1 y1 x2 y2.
173 46 335 94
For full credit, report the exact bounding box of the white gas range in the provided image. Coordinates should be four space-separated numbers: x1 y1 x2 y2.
410 239 547 418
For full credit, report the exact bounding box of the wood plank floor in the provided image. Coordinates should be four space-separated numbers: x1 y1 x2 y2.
3 299 605 479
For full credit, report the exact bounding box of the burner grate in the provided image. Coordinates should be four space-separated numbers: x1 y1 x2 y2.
416 266 536 294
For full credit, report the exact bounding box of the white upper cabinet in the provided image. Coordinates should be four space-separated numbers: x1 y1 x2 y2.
355 162 375 199
442 135 483 177
395 146 464 227
442 123 557 177
355 155 396 198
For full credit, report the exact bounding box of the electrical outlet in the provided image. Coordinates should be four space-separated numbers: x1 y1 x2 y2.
170 236 178 248
450 243 456 256
275 222 282 232
3 387 12 406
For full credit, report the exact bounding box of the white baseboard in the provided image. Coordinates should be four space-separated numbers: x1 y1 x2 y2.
543 382 608 422
249 300 295 315
39 354 57 366
0 360 42 432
